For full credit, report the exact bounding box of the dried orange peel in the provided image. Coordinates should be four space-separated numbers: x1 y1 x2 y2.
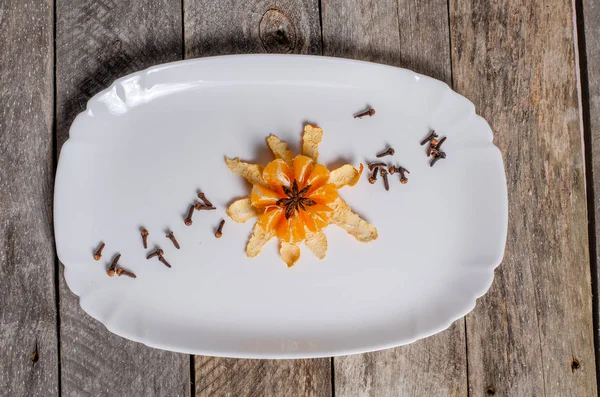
226 124 378 267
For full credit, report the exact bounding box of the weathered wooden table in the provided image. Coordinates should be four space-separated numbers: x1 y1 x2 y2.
2 0 600 395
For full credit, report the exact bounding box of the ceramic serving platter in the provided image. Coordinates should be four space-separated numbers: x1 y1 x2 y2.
54 55 507 358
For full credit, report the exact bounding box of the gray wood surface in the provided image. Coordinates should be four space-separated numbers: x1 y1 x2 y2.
321 0 468 396
450 0 597 395
0 1 59 396
55 1 190 396
195 357 331 397
2 0 600 395
184 0 322 57
582 0 600 384
184 1 332 395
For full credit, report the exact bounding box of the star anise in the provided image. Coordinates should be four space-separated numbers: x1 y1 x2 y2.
276 180 317 219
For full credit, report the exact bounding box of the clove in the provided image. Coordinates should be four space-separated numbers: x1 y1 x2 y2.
141 229 149 249
158 255 171 268
166 231 180 249
430 152 446 167
389 165 410 184
93 242 105 261
184 204 195 226
354 108 376 119
368 167 379 184
146 248 163 259
195 202 216 211
367 161 387 171
420 130 438 146
380 168 389 191
215 219 225 238
376 147 395 158
107 253 121 277
197 192 214 208
116 268 137 278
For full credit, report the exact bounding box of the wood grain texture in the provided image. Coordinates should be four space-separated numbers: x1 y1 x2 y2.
581 0 600 383
184 1 330 396
56 1 190 396
194 357 331 397
322 1 467 396
184 0 322 57
0 1 58 396
450 0 597 395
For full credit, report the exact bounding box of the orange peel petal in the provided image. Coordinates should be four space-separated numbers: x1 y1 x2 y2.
246 223 275 258
250 185 283 208
263 159 293 193
226 198 257 223
280 241 301 267
302 124 323 161
305 231 328 259
266 135 294 166
329 163 364 188
292 155 314 187
225 157 268 188
329 197 378 242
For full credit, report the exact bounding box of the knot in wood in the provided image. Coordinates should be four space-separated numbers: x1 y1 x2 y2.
259 8 296 53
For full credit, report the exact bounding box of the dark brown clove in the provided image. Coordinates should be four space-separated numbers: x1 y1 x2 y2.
146 248 163 259
215 219 225 238
380 168 389 191
166 231 180 249
436 136 447 149
368 167 379 184
420 130 438 146
107 253 121 277
195 202 216 211
93 242 105 261
197 192 213 207
430 152 446 167
158 255 171 268
141 229 149 249
376 147 395 158
367 161 387 171
184 204 195 226
116 268 137 278
354 108 376 119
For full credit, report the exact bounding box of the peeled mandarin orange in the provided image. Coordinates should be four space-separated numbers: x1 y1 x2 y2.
306 164 330 193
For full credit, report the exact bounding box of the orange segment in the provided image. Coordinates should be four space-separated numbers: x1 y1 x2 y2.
298 210 317 232
257 207 284 232
307 184 338 205
263 159 293 194
250 185 283 208
306 204 333 230
292 155 314 188
306 164 330 192
276 213 306 242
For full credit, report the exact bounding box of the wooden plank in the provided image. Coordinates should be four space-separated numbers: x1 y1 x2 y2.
194 357 331 397
581 0 600 383
55 1 190 396
321 1 468 396
0 1 58 396
450 0 597 395
184 0 322 57
183 1 330 396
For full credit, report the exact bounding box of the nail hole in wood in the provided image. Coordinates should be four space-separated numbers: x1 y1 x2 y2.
486 385 496 395
571 357 580 372
30 351 39 363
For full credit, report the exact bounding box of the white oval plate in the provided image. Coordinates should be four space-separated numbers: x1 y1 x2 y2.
55 55 507 358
